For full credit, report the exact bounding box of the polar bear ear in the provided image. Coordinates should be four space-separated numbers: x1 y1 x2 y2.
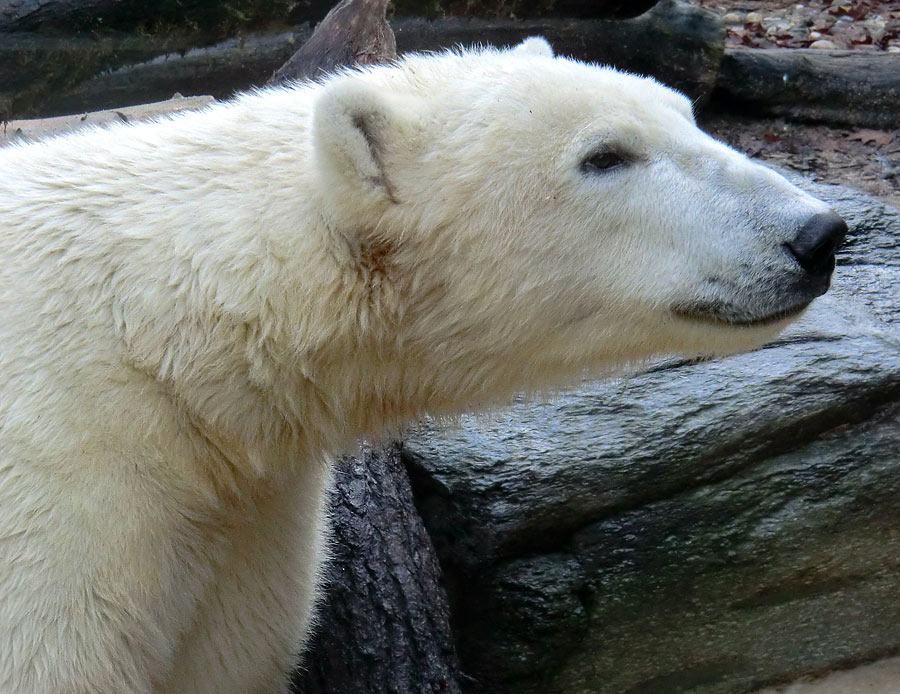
511 36 553 57
313 78 411 213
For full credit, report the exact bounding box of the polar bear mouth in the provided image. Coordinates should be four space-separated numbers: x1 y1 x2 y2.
671 300 812 328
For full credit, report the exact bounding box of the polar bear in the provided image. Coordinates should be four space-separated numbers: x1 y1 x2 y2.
0 38 845 694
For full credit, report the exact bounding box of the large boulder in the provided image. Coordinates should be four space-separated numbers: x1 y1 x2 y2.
403 178 900 694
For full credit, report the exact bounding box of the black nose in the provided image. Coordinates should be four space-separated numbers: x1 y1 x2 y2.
786 211 847 277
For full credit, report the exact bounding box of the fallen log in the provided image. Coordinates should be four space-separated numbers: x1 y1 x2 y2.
0 32 203 120
1 0 723 119
269 0 395 84
0 0 656 34
394 0 724 102
0 94 214 146
398 0 660 20
714 48 900 129
33 31 311 119
0 0 328 34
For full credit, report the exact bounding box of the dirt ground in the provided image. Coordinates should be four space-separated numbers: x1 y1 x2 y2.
695 0 900 209
700 112 900 208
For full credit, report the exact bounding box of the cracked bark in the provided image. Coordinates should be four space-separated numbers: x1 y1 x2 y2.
290 446 461 694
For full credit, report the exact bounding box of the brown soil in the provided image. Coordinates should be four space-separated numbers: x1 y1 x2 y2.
700 113 900 208
695 0 900 209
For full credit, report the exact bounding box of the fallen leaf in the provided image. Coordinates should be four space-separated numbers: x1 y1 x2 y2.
848 129 894 146
828 0 853 16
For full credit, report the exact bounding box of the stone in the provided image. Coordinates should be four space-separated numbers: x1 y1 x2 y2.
404 177 900 693
809 38 838 48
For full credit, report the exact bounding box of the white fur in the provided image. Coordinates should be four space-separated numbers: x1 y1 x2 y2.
0 41 833 693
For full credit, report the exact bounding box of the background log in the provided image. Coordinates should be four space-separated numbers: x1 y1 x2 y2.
0 0 327 34
0 0 722 119
0 31 310 120
393 0 723 102
393 0 659 20
269 0 395 84
0 0 655 33
0 94 213 146
713 48 900 129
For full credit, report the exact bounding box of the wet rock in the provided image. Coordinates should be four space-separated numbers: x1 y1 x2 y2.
404 180 900 694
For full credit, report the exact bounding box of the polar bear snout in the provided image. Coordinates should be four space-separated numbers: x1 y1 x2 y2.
785 211 847 279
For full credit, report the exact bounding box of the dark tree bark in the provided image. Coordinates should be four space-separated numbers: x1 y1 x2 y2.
290 446 462 694
269 0 395 85
713 47 900 129
269 4 462 692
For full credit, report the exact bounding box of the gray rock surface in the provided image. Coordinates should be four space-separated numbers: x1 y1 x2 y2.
403 178 900 694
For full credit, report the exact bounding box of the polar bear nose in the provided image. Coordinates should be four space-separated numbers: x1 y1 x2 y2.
786 211 847 277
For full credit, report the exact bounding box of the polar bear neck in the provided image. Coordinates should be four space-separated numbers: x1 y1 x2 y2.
0 91 527 497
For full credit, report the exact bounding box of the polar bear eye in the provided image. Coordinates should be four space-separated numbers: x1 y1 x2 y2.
581 150 628 175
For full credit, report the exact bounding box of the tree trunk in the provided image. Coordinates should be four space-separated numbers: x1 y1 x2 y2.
269 0 395 85
713 47 900 129
290 446 462 694
269 4 462 692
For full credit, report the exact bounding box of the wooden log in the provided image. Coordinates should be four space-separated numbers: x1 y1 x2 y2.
1 0 722 120
0 0 126 31
0 94 214 146
0 0 326 34
0 0 656 34
396 0 660 20
269 0 395 84
714 48 900 129
0 33 186 120
393 0 724 102
0 30 310 119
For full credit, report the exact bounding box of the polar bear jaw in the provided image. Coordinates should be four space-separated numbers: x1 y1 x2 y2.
313 42 841 383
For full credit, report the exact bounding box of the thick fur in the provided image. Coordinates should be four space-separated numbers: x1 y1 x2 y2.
0 40 834 693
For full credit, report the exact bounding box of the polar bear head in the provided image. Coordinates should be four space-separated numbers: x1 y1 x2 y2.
311 39 845 398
